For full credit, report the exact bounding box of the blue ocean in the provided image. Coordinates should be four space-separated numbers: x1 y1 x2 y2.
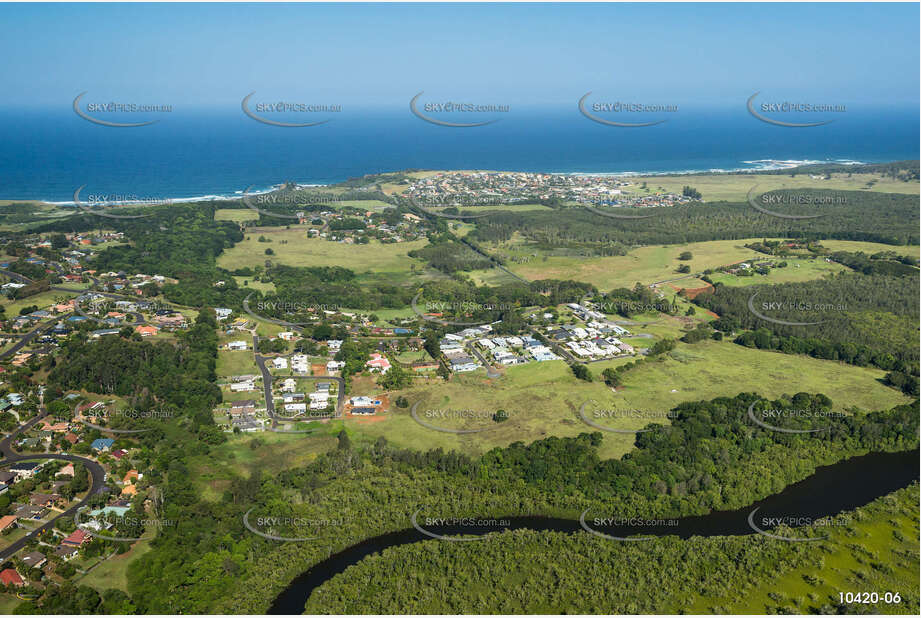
0 104 917 203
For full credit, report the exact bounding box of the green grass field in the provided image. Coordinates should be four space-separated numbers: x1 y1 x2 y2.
819 240 920 258
627 172 919 202
217 228 432 282
1 289 81 317
214 208 260 223
707 256 847 287
498 238 914 290
349 339 909 460
502 238 773 289
188 429 340 501
216 350 257 377
77 539 154 592
232 276 276 294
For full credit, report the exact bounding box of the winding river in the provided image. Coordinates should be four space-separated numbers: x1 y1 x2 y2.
270 449 918 614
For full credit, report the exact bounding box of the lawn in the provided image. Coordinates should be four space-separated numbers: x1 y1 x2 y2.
503 238 772 289
819 240 920 258
626 172 919 202
216 350 257 377
78 539 154 593
217 228 431 282
707 257 847 286
188 429 340 501
214 208 260 223
233 276 276 294
1 289 81 316
499 238 912 290
348 339 909 460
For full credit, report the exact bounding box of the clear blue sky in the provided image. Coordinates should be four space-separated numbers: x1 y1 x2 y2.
1 2 918 108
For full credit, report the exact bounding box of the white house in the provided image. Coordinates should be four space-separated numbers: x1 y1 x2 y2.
230 381 256 392
281 378 297 393
272 357 288 370
227 340 248 351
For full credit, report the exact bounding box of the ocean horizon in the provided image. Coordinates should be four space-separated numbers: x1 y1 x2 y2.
1 104 917 203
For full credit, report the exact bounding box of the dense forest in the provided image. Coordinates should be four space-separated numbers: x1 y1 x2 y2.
693 272 920 381
303 485 919 614
469 190 919 247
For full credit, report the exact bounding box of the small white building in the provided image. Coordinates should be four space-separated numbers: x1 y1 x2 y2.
272 357 288 370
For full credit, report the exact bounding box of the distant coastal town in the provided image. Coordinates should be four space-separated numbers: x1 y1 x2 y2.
403 171 696 208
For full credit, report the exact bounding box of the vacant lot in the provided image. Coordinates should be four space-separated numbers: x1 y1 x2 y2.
214 208 260 223
218 228 431 283
500 238 913 290
503 238 771 289
626 172 919 202
350 340 909 460
189 429 340 501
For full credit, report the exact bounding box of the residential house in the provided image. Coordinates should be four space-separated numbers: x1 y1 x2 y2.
366 353 391 374
91 438 115 452
0 515 17 533
0 569 24 587
10 461 42 480
55 545 79 561
21 551 46 570
230 380 256 392
135 325 159 337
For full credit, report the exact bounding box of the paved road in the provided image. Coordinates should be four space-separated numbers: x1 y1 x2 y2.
466 344 500 378
0 315 72 361
251 336 345 428
0 410 107 563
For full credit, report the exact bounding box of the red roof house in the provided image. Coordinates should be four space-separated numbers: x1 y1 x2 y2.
62 528 90 547
0 568 24 587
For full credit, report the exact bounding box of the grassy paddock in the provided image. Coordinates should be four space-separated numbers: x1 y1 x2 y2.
627 172 919 202
350 339 909 460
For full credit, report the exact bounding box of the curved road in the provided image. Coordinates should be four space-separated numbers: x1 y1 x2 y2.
0 314 73 361
252 335 345 426
0 409 107 563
